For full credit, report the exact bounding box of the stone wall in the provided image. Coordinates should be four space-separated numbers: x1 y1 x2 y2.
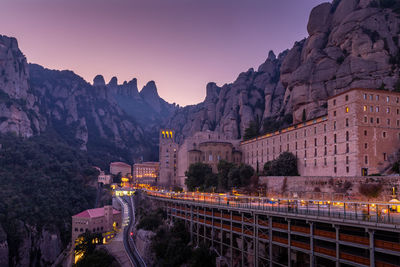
259 175 400 201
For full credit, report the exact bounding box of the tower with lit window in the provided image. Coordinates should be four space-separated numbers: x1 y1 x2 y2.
159 129 179 187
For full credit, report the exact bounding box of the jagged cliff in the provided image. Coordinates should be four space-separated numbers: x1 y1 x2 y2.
0 35 177 163
167 0 400 142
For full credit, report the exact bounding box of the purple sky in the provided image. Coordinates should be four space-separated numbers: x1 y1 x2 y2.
1 0 326 106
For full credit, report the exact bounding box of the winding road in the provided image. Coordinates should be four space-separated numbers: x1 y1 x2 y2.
118 196 147 267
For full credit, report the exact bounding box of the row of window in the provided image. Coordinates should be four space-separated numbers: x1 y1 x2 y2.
363 105 396 114
362 93 399 103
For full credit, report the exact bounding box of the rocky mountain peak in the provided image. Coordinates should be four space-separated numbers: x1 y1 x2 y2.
205 82 220 102
267 50 276 61
140 81 159 98
140 81 162 113
93 75 105 87
108 76 118 87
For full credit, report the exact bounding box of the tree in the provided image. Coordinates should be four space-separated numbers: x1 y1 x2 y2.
263 152 299 176
243 115 263 141
227 164 255 188
359 183 383 199
185 163 214 191
75 232 103 258
217 160 236 190
239 164 255 187
302 109 307 122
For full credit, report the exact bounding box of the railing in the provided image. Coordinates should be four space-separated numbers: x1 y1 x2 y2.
291 240 310 250
291 225 310 234
272 222 288 230
146 190 400 227
314 229 336 239
339 233 369 245
375 239 400 252
314 246 336 257
272 236 288 245
340 252 370 266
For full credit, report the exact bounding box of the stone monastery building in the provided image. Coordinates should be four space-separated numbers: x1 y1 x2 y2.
241 88 400 177
160 88 400 187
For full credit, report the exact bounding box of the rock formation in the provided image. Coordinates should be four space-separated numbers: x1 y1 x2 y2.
167 0 400 141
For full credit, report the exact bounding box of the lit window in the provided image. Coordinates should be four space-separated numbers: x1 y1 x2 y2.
363 105 367 111
387 107 390 114
345 107 349 113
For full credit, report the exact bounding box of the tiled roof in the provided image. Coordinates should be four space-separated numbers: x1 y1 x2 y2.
110 162 131 167
73 207 120 218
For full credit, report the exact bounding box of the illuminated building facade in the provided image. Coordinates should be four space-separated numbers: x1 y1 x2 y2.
241 88 400 176
133 161 160 184
98 171 112 185
71 206 121 245
159 130 241 188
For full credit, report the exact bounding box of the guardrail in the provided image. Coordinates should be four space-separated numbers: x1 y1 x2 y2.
144 189 400 227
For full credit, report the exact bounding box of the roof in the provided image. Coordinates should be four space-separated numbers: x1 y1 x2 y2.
73 207 120 219
110 162 131 167
327 87 400 100
199 141 233 146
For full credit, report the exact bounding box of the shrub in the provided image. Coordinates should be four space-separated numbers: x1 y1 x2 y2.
336 56 345 64
359 183 383 198
263 152 299 176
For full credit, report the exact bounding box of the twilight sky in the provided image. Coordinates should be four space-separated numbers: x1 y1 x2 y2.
1 0 326 106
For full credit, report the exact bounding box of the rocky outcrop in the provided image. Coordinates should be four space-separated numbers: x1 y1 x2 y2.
281 0 400 122
167 0 400 140
0 35 43 137
166 51 286 143
0 225 8 267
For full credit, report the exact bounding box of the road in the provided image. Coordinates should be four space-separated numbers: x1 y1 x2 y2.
118 196 147 267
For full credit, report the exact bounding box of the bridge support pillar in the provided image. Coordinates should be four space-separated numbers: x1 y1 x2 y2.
269 216 273 267
254 213 258 267
368 229 375 267
309 222 314 267
230 210 233 267
190 205 193 244
287 219 291 267
335 225 340 267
